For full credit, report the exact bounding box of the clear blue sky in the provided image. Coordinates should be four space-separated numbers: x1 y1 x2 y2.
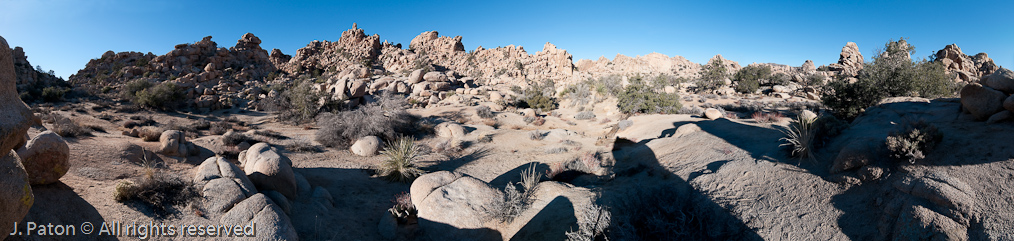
2 0 1012 79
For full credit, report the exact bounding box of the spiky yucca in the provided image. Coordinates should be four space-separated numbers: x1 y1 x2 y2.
780 114 817 162
379 137 425 182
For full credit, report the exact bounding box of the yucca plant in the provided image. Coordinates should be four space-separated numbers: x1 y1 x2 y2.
780 113 817 163
379 137 425 182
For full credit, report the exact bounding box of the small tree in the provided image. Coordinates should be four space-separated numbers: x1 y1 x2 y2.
698 59 729 91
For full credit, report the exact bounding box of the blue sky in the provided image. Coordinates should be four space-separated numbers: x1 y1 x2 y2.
2 0 1012 79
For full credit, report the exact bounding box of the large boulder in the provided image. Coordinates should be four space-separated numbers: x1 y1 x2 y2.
981 68 1014 94
158 130 195 157
220 193 299 241
423 71 448 82
408 69 425 84
1004 95 1014 113
16 131 70 184
349 80 367 98
0 35 34 241
411 171 502 240
435 122 466 138
194 157 257 213
704 108 722 120
959 83 1007 120
240 143 297 199
350 135 382 157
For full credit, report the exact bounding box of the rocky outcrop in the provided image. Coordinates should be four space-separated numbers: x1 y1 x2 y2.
981 67 1014 94
68 33 283 110
0 35 34 241
220 193 299 241
158 130 198 157
16 131 70 185
411 171 503 240
828 42 864 77
350 136 382 156
10 46 70 103
933 44 999 82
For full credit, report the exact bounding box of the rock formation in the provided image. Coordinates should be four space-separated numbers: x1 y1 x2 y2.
0 35 35 241
933 44 999 82
16 131 70 185
828 42 864 77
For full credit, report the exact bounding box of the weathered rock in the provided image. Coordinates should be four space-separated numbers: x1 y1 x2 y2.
704 108 722 120
800 110 818 122
982 68 1014 94
959 83 1006 120
311 186 335 209
15 131 70 184
349 80 367 98
158 130 191 157
350 135 382 156
264 190 291 214
986 110 1012 124
408 69 424 84
240 143 297 199
0 152 32 240
892 204 967 241
194 156 256 195
220 193 298 241
0 36 33 154
831 138 881 174
801 60 816 74
828 42 864 76
617 120 634 131
202 178 248 213
1005 94 1014 113
411 171 502 240
423 71 448 82
435 122 466 138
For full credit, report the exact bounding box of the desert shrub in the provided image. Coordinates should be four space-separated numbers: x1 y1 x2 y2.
189 119 211 130
494 165 540 223
388 192 417 221
823 38 956 120
210 121 231 135
561 81 595 107
768 72 791 86
575 111 595 120
40 86 70 102
698 59 729 91
52 115 91 138
779 114 816 161
432 138 464 157
611 184 708 240
221 131 251 146
378 137 425 182
529 130 545 141
751 111 783 123
617 77 682 114
677 106 704 115
803 73 826 87
315 94 416 148
286 138 321 153
886 121 942 164
733 65 771 93
546 147 568 154
134 82 185 111
516 80 558 112
566 199 611 241
113 173 200 218
475 105 495 119
122 79 153 99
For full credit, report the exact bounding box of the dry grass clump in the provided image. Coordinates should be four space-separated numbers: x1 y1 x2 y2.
378 137 425 182
52 115 92 138
546 147 569 154
779 114 817 162
137 126 164 142
432 138 464 157
886 120 942 164
528 130 545 141
494 165 541 223
482 118 499 128
210 121 231 135
565 198 611 241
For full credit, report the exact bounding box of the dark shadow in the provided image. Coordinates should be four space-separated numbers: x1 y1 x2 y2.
511 196 577 241
602 137 763 240
292 167 411 240
489 162 550 187
7 182 117 241
415 219 502 241
688 160 732 182
424 147 490 173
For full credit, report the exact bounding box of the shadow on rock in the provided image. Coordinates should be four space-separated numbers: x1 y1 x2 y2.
8 182 116 241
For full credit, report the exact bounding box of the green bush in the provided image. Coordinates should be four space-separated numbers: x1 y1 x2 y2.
517 80 558 112
886 121 942 164
733 65 771 93
134 82 185 110
40 86 69 102
822 38 956 120
617 77 682 114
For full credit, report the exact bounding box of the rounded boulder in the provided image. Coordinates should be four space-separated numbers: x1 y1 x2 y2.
16 131 70 185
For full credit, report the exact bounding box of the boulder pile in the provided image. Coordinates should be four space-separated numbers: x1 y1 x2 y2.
0 35 35 240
